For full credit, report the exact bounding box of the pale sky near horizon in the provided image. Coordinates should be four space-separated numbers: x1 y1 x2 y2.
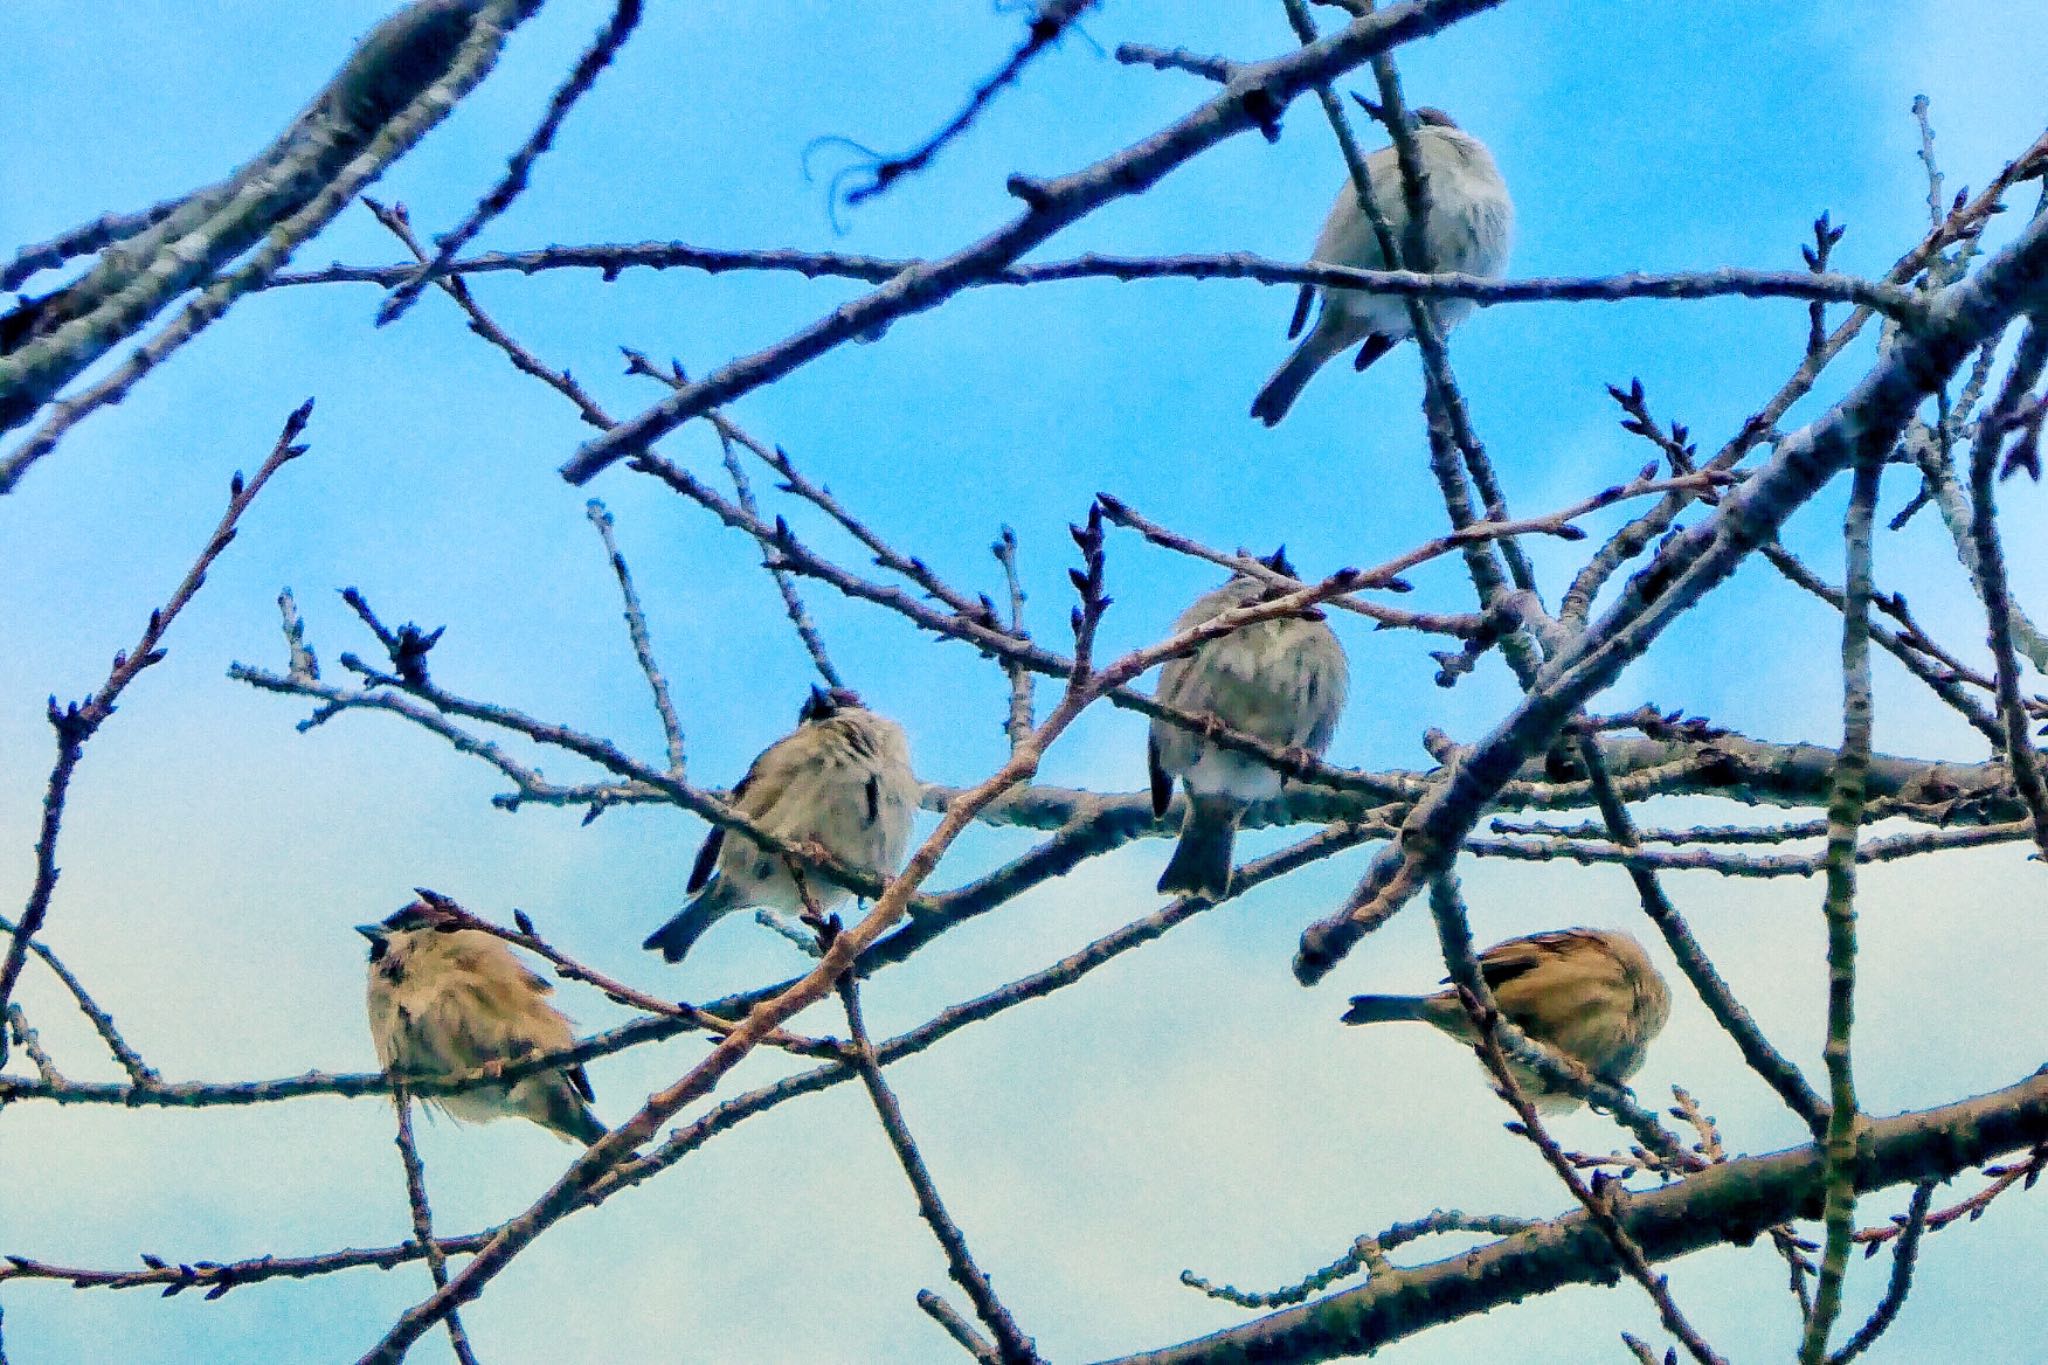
3 2 2047 1361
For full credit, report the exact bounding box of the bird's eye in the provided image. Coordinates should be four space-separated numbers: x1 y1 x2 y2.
365 939 389 963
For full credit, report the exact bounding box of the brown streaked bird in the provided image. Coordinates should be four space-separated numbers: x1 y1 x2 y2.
1150 549 1349 900
642 686 918 964
361 895 605 1145
1251 108 1514 426
1342 928 1671 1112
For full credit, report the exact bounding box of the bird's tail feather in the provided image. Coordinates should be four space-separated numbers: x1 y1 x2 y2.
533 1081 608 1145
1340 994 1433 1026
1251 327 1348 427
642 882 736 963
1157 795 1239 898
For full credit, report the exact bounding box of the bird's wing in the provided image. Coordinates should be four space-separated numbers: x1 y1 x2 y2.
686 825 725 893
1148 733 1172 817
1293 622 1350 755
1441 932 1583 989
692 741 787 888
1286 284 1314 338
1475 930 1629 1029
434 971 576 1074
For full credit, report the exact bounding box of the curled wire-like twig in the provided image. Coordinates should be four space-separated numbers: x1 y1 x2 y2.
811 0 1099 218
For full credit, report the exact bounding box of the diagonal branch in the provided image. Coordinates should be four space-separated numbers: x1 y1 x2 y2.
378 0 643 324
1574 733 1827 1134
1964 317 2048 857
837 965 1040 1362
558 0 1513 483
0 402 312 1058
586 501 686 776
831 0 1098 210
1559 128 2048 630
1097 1067 2048 1365
0 0 535 492
356 569 1387 1359
1456 968 1726 1365
1294 196 2048 984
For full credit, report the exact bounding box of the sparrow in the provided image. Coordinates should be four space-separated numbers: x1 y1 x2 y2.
643 686 918 963
1251 108 1514 426
361 895 605 1144
1342 928 1671 1112
1150 549 1349 899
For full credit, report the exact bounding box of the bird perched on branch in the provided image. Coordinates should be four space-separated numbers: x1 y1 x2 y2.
1251 108 1514 426
361 893 606 1145
643 686 918 963
1342 928 1670 1112
1150 551 1349 899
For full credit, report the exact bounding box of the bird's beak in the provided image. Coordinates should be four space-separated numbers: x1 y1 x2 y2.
355 923 387 945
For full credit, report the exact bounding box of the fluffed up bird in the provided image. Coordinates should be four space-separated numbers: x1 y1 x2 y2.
1150 550 1349 899
643 686 918 964
1342 928 1671 1112
1251 108 1514 426
361 894 605 1145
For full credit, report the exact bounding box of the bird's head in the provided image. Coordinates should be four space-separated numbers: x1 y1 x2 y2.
799 685 864 724
356 889 464 960
1258 544 1298 578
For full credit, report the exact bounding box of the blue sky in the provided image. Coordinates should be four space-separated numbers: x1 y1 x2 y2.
3 2 2047 1361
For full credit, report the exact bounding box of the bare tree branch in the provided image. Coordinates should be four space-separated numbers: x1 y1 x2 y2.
0 402 313 1059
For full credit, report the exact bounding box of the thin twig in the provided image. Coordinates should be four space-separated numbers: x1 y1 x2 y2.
1443 886 1726 1364
556 0 1520 484
618 350 857 684
586 501 685 776
1829 1181 1934 1365
1099 470 1731 629
275 244 1929 313
1576 733 1827 1134
1763 542 2004 746
1113 42 1239 82
391 1088 481 1365
0 193 190 293
6 1007 62 1085
837 966 1039 1363
366 196 615 428
992 527 1034 750
1965 318 2048 858
1180 1210 1535 1308
0 912 157 1085
1912 96 1946 234
830 0 1098 210
715 427 846 688
1853 1145 2045 1250
379 0 644 324
918 1290 1000 1364
0 401 313 1058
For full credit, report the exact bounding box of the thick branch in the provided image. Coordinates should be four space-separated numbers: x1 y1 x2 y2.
558 0 1513 483
1098 1068 2048 1365
1295 192 2048 983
